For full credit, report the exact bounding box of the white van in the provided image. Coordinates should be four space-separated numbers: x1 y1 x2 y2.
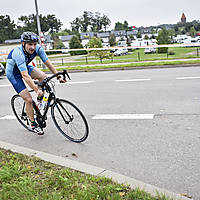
113 48 128 56
144 47 156 54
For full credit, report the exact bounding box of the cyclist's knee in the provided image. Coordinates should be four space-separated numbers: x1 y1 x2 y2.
31 67 46 82
19 89 32 104
39 71 47 82
24 96 33 104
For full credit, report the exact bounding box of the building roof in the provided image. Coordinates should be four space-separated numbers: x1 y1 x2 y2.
59 35 74 41
80 32 95 39
111 30 126 36
5 39 21 44
97 32 110 38
126 30 138 36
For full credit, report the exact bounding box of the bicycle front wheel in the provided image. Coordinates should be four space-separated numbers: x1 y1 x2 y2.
51 99 89 143
11 94 31 131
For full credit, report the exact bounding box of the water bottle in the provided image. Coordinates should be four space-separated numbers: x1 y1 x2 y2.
37 95 43 110
41 93 48 110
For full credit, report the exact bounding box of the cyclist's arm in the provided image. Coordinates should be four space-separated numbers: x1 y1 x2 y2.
44 59 58 74
44 60 66 83
21 71 43 96
37 45 65 82
37 45 58 75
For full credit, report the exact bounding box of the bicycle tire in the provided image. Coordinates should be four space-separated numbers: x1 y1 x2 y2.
51 99 89 143
11 94 32 131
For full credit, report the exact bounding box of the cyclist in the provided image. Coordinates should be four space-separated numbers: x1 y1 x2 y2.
6 32 66 135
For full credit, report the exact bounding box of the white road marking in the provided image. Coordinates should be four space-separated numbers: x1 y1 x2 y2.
1 114 155 120
176 77 200 80
115 79 151 82
0 84 11 87
92 114 155 120
0 114 51 120
0 115 16 120
56 81 94 85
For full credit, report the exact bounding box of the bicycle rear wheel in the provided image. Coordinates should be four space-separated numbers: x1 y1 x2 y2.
11 94 32 131
51 99 89 143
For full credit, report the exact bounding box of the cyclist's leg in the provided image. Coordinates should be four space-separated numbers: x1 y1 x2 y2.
19 88 34 122
28 65 47 82
7 73 34 122
19 88 44 134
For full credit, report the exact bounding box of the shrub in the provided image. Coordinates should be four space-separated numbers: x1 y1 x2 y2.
45 51 62 55
157 47 168 54
168 50 175 55
69 50 88 56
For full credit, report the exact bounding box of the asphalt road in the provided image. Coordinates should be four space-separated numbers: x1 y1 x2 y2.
0 66 200 199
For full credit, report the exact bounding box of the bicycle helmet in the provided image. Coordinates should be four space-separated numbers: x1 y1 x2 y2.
21 32 39 43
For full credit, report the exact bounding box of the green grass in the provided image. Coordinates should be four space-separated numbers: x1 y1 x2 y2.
40 59 200 73
0 148 171 200
36 47 200 68
35 47 200 68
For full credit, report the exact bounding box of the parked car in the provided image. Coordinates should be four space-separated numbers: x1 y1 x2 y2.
144 47 156 54
0 63 5 76
110 48 117 53
113 48 128 56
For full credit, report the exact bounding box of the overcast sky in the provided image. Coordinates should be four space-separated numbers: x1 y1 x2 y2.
1 0 200 29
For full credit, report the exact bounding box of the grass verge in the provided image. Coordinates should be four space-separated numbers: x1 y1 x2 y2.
0 148 171 200
41 59 200 72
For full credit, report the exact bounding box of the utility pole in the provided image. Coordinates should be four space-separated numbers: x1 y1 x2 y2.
34 0 41 38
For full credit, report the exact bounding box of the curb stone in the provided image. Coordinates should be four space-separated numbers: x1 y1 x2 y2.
0 140 192 200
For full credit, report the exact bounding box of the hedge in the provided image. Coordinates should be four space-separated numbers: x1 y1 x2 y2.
45 50 62 55
69 50 88 56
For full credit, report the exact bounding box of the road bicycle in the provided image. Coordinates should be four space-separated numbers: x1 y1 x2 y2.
11 70 89 143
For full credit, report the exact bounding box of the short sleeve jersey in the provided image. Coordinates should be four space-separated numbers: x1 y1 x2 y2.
6 44 48 78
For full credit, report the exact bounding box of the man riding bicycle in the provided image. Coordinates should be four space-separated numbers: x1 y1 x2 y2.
6 32 66 135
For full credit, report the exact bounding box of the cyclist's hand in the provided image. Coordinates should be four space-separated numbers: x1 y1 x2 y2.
37 89 44 97
58 77 67 83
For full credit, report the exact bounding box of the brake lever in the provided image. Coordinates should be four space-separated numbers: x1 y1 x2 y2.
63 70 71 80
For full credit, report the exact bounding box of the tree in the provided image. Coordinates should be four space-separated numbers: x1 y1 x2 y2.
108 33 117 47
80 11 92 32
88 37 112 63
0 15 16 43
123 21 129 30
157 28 172 53
136 32 142 38
69 35 83 49
157 28 171 45
87 37 102 48
114 21 129 31
18 14 62 34
43 14 62 33
144 35 149 40
101 14 111 32
70 11 111 33
90 12 102 32
190 26 197 37
70 17 81 33
53 36 65 49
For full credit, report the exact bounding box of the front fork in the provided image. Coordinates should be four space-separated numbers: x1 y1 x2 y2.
54 98 73 124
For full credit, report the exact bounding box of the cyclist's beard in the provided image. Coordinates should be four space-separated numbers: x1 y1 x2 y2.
23 44 34 55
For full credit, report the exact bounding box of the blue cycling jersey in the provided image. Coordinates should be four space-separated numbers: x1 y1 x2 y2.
6 44 48 93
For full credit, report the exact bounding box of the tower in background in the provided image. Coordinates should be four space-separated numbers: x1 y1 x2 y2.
181 13 186 23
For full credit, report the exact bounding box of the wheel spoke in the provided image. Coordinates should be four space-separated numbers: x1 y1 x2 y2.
52 99 88 142
11 95 30 130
